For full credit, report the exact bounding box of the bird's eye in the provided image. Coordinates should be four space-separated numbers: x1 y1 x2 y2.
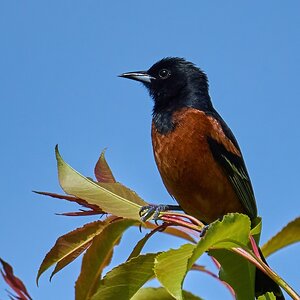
158 69 171 79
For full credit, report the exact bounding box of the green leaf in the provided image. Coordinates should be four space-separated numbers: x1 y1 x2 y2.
250 217 262 244
191 213 250 261
131 287 203 300
90 253 159 300
257 292 277 300
155 214 252 300
75 218 137 300
193 214 253 300
209 249 255 300
127 232 157 261
94 149 116 183
261 217 300 257
128 223 197 261
36 220 108 284
154 244 196 300
55 145 146 220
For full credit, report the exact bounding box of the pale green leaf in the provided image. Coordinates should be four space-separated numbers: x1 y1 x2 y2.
75 218 137 300
128 224 196 261
131 287 203 300
257 292 277 300
155 214 252 300
55 146 145 220
250 217 262 244
154 244 196 300
91 253 158 300
127 232 156 261
261 217 300 257
190 213 250 263
97 182 147 206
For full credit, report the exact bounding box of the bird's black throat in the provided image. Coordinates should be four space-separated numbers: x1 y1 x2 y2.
152 110 175 135
152 93 213 135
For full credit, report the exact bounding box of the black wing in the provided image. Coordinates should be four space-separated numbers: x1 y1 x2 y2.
207 111 258 220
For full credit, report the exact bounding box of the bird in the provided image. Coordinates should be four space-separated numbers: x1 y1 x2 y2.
119 57 284 299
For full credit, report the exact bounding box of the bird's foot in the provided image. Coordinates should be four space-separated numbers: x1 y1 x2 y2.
199 224 209 237
139 204 182 222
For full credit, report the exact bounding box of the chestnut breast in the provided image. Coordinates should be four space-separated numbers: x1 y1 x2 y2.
151 108 245 223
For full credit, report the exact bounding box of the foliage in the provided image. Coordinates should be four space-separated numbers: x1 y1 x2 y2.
0 258 32 300
1 147 299 299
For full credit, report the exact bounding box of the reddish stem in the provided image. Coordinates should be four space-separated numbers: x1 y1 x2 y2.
249 235 261 259
161 215 202 232
191 264 235 299
162 212 204 226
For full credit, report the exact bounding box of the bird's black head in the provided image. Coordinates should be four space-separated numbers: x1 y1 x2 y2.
120 57 214 133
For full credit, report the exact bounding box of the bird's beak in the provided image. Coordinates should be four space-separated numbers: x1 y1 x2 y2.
118 71 155 84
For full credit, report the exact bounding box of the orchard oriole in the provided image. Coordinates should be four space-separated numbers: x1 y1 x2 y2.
120 57 284 299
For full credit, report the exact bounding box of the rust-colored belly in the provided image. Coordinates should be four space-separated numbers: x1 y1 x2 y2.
151 109 245 224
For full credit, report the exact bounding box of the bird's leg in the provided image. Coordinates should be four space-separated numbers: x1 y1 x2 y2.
139 204 182 222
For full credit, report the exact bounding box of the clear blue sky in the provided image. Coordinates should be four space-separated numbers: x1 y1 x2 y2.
1 1 299 299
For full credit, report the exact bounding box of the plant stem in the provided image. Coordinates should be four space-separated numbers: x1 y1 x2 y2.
191 264 235 298
161 211 204 226
233 247 300 300
160 215 202 232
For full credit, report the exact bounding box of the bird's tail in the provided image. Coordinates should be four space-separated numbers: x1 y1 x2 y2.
255 248 285 299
